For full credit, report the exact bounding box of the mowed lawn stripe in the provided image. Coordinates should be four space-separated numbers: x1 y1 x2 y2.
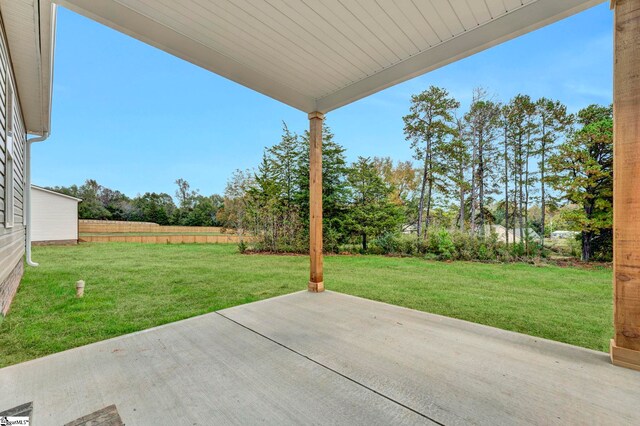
0 243 612 367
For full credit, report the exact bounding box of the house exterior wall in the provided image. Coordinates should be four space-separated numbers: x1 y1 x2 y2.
32 187 79 243
0 12 27 316
0 259 22 315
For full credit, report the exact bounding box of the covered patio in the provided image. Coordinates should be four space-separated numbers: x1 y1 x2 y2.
3 0 640 423
1 291 639 424
44 0 639 371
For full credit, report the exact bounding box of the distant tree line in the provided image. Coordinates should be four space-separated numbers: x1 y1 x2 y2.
55 86 612 262
50 179 223 227
402 87 611 261
220 87 612 262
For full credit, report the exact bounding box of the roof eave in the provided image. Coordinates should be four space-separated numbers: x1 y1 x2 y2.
31 184 83 202
2 0 57 137
35 1 57 136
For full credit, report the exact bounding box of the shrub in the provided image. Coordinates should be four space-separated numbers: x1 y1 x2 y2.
324 227 342 254
567 236 581 258
510 242 525 258
478 243 489 261
416 238 429 255
398 234 417 256
374 233 401 254
427 229 456 260
367 245 385 255
366 227 555 263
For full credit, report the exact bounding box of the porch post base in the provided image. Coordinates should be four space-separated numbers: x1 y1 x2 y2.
308 281 325 293
610 339 640 372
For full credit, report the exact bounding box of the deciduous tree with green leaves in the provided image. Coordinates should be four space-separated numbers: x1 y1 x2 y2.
218 169 253 238
133 192 176 225
372 156 420 232
548 104 613 261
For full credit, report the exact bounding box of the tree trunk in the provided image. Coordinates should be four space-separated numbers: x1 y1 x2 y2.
518 136 524 243
362 233 368 251
470 136 477 235
581 231 591 262
425 178 433 239
504 127 509 248
582 202 595 262
524 135 530 252
417 158 428 239
423 137 434 240
478 132 485 237
513 175 518 245
512 138 519 245
540 144 546 248
458 187 465 231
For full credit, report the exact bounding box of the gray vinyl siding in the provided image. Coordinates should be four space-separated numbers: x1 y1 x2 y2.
0 10 26 286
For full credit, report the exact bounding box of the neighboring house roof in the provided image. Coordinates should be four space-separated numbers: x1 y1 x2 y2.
55 0 601 113
32 185 82 202
0 0 56 136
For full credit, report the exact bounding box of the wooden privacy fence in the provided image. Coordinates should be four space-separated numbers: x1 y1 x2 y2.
79 219 159 225
79 220 228 234
79 234 251 244
78 220 247 244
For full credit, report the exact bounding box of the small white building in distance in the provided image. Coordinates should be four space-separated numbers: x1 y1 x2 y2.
551 230 579 239
31 185 81 245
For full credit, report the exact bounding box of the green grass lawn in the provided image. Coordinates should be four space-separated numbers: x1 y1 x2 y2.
0 243 612 367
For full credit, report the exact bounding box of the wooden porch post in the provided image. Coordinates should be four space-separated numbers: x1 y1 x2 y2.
610 0 640 371
308 112 324 292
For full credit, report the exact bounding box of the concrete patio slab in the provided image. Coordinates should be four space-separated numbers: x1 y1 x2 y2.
0 298 429 425
1 290 639 425
221 291 640 425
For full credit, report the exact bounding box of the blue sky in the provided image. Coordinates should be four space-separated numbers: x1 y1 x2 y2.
33 3 613 197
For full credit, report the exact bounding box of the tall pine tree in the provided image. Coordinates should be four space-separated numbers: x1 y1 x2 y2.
403 86 459 239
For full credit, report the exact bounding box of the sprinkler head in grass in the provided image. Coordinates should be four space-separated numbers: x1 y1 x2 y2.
76 280 85 298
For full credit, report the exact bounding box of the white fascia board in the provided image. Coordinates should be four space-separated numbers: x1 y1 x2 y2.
1 0 55 135
32 185 82 202
54 0 316 113
39 2 57 136
316 0 606 113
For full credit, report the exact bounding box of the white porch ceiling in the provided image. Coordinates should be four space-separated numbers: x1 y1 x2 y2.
59 0 603 113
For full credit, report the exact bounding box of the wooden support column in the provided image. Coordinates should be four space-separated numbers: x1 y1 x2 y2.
611 0 640 371
308 112 324 292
